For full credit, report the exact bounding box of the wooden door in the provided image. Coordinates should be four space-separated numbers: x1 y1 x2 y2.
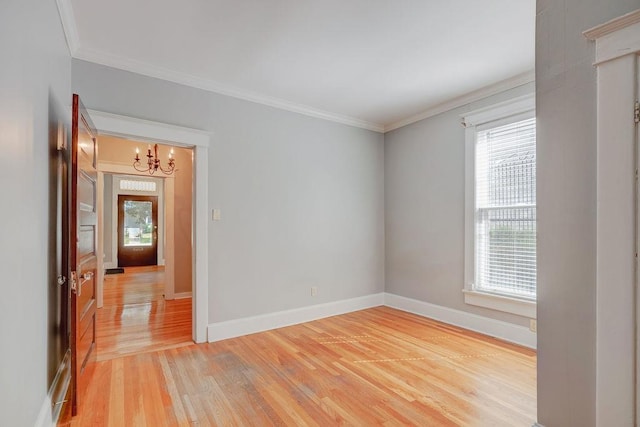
117 195 159 266
70 94 98 415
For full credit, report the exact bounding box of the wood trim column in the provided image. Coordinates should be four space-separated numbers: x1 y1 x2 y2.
585 10 640 424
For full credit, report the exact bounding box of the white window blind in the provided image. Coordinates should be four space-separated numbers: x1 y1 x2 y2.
120 179 157 192
475 117 536 299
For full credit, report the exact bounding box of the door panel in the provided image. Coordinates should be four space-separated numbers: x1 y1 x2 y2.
117 195 159 267
70 94 98 415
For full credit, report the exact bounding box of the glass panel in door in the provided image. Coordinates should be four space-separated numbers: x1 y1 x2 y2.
123 200 153 247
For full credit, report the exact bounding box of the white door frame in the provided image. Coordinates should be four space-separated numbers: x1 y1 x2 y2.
89 110 210 343
585 9 640 425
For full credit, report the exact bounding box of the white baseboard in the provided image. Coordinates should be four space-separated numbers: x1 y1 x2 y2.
384 293 536 349
208 293 385 342
103 262 116 269
207 292 536 349
173 292 192 299
532 423 545 427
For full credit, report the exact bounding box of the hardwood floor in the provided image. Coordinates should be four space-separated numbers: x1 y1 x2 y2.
97 265 192 361
67 306 536 426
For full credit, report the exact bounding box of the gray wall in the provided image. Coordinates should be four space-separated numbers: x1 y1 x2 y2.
536 0 639 425
0 0 71 425
72 60 385 322
384 82 534 328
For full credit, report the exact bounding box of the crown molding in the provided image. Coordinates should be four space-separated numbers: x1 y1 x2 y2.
384 70 535 133
74 47 385 133
58 0 532 135
584 8 640 40
55 0 80 55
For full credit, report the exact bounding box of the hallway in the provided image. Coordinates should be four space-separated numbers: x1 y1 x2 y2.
97 266 192 361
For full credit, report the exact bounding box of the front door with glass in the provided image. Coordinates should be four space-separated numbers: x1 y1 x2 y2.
117 195 158 267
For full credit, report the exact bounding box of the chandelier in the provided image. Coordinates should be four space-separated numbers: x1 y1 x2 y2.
134 144 175 175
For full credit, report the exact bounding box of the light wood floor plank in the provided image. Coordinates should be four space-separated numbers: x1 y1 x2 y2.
64 303 536 426
97 266 193 361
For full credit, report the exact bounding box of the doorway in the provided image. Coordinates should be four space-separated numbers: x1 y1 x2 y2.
86 109 209 343
96 135 195 360
102 173 168 295
117 194 158 267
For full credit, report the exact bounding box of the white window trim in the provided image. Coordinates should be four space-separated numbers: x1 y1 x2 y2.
462 93 536 318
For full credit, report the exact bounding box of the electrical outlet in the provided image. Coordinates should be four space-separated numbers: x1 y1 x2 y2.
212 209 221 221
529 319 537 333
311 286 318 297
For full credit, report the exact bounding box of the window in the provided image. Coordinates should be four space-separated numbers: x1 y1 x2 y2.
463 94 536 318
120 179 157 192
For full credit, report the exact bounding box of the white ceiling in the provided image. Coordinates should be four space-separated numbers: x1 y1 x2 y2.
61 0 535 132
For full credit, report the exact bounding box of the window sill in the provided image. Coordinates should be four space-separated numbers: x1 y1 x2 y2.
463 290 536 318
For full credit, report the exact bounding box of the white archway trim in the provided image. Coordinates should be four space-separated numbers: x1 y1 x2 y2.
585 9 640 425
584 9 640 64
89 109 211 343
88 109 211 147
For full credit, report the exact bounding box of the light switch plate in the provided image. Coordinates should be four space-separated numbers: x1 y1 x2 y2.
212 209 221 221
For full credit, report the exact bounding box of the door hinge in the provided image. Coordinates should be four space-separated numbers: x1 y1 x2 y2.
635 101 640 124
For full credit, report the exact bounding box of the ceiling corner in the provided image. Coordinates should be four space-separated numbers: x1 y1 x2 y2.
384 70 536 133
